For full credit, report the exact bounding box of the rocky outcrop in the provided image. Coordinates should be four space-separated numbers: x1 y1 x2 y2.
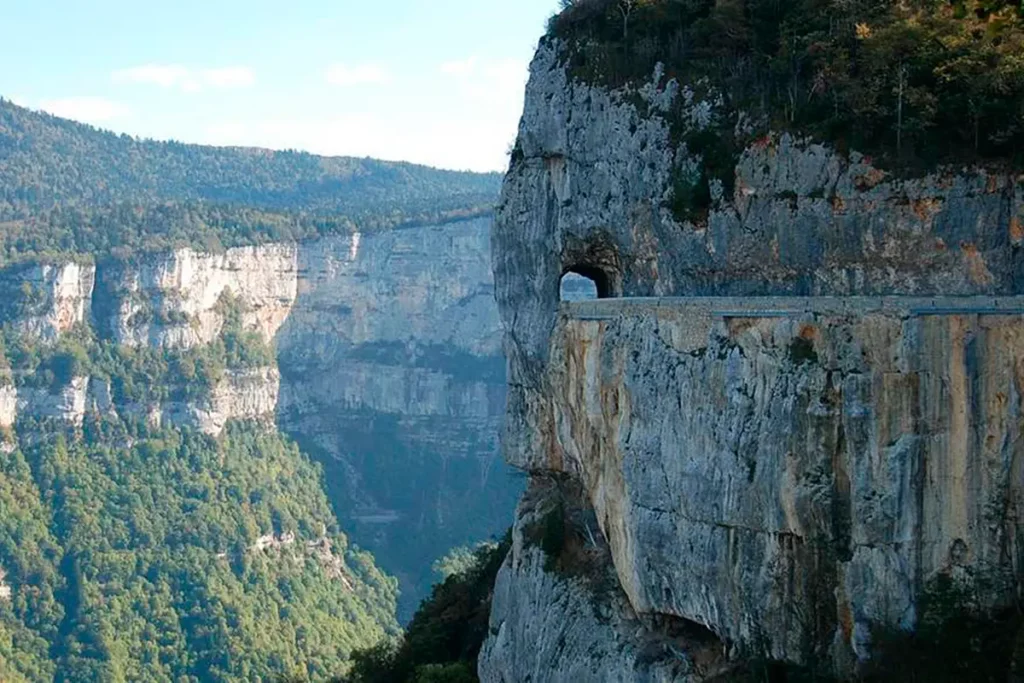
86 379 117 418
172 366 281 436
0 385 17 429
95 244 298 349
251 532 357 590
0 261 95 340
480 478 721 683
0 566 11 602
18 376 91 426
483 38 1024 680
10 368 278 437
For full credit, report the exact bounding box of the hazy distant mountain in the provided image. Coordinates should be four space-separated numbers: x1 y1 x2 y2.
0 97 500 220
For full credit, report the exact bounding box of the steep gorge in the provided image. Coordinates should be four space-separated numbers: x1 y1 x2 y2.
0 215 516 622
275 221 516 616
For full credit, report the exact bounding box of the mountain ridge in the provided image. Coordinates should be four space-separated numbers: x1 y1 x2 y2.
0 97 500 223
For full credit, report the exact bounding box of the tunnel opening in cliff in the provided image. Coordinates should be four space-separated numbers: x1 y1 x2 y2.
560 266 614 301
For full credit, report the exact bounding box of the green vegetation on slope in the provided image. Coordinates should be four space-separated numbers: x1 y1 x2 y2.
0 420 399 682
549 0 1024 221
0 99 500 263
342 535 510 683
0 98 499 219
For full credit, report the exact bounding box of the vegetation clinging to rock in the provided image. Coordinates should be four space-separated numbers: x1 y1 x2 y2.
552 0 1024 173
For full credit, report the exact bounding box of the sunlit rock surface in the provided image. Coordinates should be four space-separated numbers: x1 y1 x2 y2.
481 36 1024 680
95 244 298 349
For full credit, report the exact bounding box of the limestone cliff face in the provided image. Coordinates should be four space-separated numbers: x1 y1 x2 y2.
483 38 1024 680
276 218 517 616
547 299 1023 666
0 565 10 602
0 261 95 341
0 246 295 434
0 385 17 429
480 477 715 683
164 366 281 435
4 366 280 436
17 376 91 426
498 41 1024 472
95 244 298 348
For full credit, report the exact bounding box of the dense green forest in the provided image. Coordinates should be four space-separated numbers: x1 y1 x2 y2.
0 419 399 682
0 98 500 263
0 202 484 266
0 98 499 219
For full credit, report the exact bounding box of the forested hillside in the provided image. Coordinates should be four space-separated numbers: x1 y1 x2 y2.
0 292 402 681
0 98 500 261
0 91 510 681
0 419 400 682
553 0 1024 165
550 0 1024 225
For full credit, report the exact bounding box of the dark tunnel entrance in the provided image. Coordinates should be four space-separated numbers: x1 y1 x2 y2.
560 265 615 302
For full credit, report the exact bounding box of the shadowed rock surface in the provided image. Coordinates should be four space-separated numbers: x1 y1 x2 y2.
276 219 520 618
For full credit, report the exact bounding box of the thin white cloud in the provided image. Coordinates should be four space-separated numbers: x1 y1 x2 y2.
38 97 130 123
112 64 256 92
324 63 392 87
202 67 256 88
9 94 29 107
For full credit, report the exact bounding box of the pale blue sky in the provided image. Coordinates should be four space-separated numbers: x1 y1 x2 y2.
2 0 559 171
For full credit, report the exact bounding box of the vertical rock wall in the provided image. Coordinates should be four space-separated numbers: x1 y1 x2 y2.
0 261 95 341
276 218 517 616
482 37 1024 680
94 244 299 349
